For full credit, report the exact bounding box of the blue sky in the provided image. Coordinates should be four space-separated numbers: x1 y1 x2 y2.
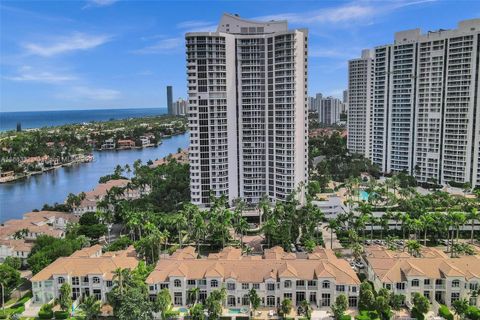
1 0 479 112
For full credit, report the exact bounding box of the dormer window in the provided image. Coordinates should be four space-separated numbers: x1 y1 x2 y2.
322 280 331 289
211 279 218 288
411 279 419 287
174 279 182 287
452 280 460 288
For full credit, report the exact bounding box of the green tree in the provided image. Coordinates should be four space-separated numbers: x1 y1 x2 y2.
389 293 405 311
189 303 205 320
81 295 101 320
248 288 261 315
154 289 172 320
412 293 430 319
452 299 469 320
0 263 21 307
301 300 312 320
3 257 21 270
359 281 375 311
205 290 223 320
58 283 72 312
281 298 293 318
116 287 153 320
331 294 348 320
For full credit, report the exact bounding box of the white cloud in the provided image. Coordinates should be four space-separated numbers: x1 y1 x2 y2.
254 0 437 26
133 37 183 54
57 86 121 101
23 32 111 57
4 66 76 83
83 0 118 8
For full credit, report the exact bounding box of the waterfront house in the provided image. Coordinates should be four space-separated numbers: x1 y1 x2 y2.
0 211 78 263
362 245 480 308
117 139 135 149
31 245 139 304
146 246 360 310
101 139 115 150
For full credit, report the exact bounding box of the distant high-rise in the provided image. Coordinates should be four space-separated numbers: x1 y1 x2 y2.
186 13 308 207
16 122 21 132
347 49 374 157
348 19 480 188
342 89 349 112
172 98 187 116
319 97 341 125
166 86 173 115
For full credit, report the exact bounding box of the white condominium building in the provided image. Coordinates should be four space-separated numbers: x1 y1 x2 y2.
347 49 374 157
319 97 342 125
146 246 360 309
348 19 480 188
186 14 308 207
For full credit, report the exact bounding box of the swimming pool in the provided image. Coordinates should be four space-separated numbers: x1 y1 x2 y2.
228 308 242 314
359 190 369 201
178 307 189 313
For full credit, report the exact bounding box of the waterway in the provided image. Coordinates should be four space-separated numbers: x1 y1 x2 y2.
0 133 189 223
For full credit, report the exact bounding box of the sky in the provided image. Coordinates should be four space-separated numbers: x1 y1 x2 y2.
1 0 479 112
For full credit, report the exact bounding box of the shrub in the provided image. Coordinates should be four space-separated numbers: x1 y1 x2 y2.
466 306 480 320
438 305 454 320
54 310 70 319
0 311 7 319
411 307 425 320
340 315 352 320
355 310 379 320
38 310 54 319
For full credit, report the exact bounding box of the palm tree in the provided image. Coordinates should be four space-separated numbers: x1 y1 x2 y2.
468 208 479 244
420 213 434 246
405 240 421 257
188 287 200 305
324 220 338 249
80 295 101 320
112 268 132 296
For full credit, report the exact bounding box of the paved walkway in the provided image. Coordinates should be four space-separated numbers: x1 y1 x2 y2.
320 223 343 250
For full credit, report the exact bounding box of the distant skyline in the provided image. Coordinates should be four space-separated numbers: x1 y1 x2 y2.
1 0 479 112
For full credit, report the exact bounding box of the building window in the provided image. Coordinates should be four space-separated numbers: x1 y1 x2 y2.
470 282 478 291
348 296 358 307
227 283 236 291
451 293 460 303
321 293 331 306
106 281 113 287
384 284 391 290
412 279 419 287
211 280 218 288
322 281 331 289
267 283 275 291
93 289 101 300
160 283 169 289
396 283 405 290
228 295 236 307
58 277 65 284
296 280 305 287
174 292 183 306
92 277 100 284
253 283 260 290
198 279 206 286
424 291 430 299
72 277 79 285
242 283 249 290
284 280 291 288
242 295 249 306
452 280 460 288
424 279 430 286
72 288 80 300
351 286 357 293
83 276 89 283
174 280 182 287
308 280 316 287
336 285 345 292
187 280 196 286
267 296 276 307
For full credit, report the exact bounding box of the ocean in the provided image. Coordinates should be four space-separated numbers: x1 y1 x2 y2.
0 107 167 131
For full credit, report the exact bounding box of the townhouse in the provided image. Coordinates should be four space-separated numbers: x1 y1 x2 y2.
31 245 139 304
71 179 150 216
0 211 78 263
146 246 360 309
363 246 480 307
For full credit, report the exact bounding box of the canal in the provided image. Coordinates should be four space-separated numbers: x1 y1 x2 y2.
0 133 189 222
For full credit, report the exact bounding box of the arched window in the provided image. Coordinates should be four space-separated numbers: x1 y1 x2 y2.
174 279 182 287
228 295 236 306
58 277 65 284
322 280 330 289
211 279 218 288
92 277 100 284
242 294 249 306
452 280 460 288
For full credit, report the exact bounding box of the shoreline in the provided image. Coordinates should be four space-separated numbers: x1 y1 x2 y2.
0 132 186 184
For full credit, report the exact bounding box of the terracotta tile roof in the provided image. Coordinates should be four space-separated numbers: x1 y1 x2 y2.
31 246 139 282
0 239 34 252
146 246 360 285
365 247 480 282
151 149 189 167
76 179 130 207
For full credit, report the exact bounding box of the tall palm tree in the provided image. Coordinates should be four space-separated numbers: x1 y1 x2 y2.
188 287 200 305
324 220 338 249
468 208 479 244
406 240 421 257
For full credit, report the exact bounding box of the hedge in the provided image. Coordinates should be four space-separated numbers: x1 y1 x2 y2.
438 305 453 320
54 310 70 319
355 310 380 320
38 310 54 319
340 315 352 320
466 306 480 320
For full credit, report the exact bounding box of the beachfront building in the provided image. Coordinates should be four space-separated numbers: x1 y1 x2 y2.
186 13 308 207
362 246 480 308
146 246 360 309
0 211 78 263
31 245 139 304
71 179 150 216
347 19 480 188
